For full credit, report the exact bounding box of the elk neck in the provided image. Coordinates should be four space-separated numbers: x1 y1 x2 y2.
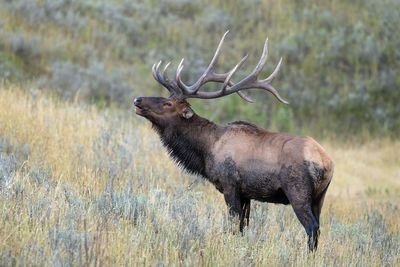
153 114 222 178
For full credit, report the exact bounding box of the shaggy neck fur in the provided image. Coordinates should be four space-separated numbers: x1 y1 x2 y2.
153 114 220 178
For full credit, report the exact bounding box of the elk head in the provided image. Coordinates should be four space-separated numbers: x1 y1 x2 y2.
134 97 194 128
134 31 289 127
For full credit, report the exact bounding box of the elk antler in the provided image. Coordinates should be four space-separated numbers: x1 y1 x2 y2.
152 31 289 104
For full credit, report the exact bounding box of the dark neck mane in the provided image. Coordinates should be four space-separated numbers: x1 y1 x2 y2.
154 115 219 178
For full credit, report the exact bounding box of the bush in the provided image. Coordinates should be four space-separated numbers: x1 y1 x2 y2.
43 61 135 106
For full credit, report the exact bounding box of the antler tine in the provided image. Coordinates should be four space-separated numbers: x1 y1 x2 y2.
263 83 289 104
151 61 160 81
162 62 171 81
176 30 230 94
220 53 249 94
175 58 185 83
263 57 282 83
251 38 269 78
216 38 289 104
152 60 182 96
226 38 269 89
237 91 255 103
154 61 163 83
152 60 168 86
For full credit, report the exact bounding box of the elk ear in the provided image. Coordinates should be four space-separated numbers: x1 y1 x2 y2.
181 106 194 119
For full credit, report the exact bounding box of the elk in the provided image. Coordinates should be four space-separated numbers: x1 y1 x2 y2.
134 31 334 252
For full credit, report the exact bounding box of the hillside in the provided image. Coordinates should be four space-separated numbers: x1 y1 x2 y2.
0 0 399 136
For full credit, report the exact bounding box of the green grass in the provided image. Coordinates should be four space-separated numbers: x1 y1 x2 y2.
0 85 399 266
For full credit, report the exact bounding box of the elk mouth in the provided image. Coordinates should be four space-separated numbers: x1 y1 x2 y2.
135 105 146 115
134 103 149 116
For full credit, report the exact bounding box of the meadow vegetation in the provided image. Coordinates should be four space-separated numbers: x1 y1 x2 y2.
0 85 399 266
0 0 399 266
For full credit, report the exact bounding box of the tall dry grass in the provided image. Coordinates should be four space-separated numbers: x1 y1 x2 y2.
0 84 399 266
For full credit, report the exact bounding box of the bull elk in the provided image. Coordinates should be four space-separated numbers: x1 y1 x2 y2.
134 31 334 252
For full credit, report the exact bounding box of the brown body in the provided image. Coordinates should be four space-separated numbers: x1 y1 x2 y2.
136 32 334 251
134 97 334 252
212 122 333 200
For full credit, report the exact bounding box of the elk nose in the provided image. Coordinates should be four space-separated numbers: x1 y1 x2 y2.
134 97 142 106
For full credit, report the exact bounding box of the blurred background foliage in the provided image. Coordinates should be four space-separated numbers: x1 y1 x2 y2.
0 0 399 138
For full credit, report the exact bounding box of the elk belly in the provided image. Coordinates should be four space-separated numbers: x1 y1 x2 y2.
237 159 290 204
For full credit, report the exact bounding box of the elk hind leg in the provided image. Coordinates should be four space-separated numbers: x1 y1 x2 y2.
312 182 330 224
286 189 320 253
292 203 320 252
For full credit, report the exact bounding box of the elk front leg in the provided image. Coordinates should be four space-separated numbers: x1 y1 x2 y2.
240 198 251 232
224 189 243 232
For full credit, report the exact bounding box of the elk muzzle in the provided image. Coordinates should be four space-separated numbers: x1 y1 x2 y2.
134 97 147 116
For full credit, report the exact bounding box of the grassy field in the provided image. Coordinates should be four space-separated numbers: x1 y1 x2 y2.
0 84 399 266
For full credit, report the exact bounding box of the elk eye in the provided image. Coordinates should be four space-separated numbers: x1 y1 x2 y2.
163 102 172 107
